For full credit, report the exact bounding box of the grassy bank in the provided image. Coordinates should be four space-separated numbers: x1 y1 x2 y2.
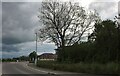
37 61 120 74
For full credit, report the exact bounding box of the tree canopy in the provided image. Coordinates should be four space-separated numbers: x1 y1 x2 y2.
59 20 120 63
29 51 37 62
38 1 100 48
93 20 119 62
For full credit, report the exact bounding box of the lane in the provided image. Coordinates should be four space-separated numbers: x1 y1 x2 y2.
2 62 46 74
2 62 117 76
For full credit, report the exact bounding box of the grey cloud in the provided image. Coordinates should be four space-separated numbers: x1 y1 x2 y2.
2 42 56 58
2 2 56 58
2 44 20 52
89 2 117 20
2 0 42 2
2 51 21 58
118 1 120 14
0 2 1 60
2 2 41 44
17 42 56 55
0 2 1 59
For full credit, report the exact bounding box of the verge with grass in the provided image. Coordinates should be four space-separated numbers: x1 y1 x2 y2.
37 60 120 74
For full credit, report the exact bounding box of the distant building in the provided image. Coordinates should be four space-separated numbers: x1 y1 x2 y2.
37 53 57 61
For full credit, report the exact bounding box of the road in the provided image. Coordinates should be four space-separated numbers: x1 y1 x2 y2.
2 62 45 74
2 62 49 76
2 62 117 76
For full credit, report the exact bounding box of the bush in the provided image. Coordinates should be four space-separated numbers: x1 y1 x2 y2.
60 42 96 63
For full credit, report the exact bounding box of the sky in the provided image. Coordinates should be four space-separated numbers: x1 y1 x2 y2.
1 0 119 58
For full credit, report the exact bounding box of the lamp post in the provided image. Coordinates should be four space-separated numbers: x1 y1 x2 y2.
35 31 38 65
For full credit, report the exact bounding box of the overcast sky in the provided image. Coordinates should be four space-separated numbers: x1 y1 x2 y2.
1 0 119 58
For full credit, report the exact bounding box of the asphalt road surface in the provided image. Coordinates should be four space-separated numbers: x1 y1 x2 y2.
2 62 118 76
2 62 45 74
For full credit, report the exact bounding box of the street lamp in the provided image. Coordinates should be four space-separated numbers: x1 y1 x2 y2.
35 29 39 65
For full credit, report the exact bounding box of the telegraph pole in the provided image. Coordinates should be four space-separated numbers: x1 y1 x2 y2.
35 32 37 65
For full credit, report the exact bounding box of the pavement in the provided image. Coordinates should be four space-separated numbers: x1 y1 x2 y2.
1 62 119 76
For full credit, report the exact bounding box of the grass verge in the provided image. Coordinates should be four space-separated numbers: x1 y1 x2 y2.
37 61 120 74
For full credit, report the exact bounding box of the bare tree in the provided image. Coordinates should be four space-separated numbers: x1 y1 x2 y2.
38 1 100 48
